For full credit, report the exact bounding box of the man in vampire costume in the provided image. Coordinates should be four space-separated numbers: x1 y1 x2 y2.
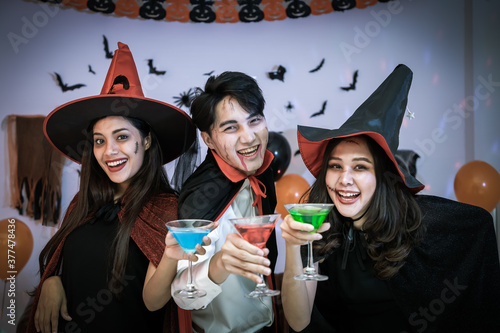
173 71 281 333
280 64 500 333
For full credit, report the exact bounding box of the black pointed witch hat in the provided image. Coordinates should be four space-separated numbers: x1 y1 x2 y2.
298 64 424 193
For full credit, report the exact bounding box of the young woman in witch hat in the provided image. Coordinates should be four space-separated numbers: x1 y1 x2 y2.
280 64 500 332
27 42 198 333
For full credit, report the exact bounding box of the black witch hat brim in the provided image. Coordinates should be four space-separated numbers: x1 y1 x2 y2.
43 94 196 164
297 64 424 194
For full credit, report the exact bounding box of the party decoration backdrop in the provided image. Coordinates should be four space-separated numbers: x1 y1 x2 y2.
275 173 310 218
454 160 500 213
0 218 34 280
267 132 291 181
33 0 394 23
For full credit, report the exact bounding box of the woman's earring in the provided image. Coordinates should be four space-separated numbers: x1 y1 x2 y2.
145 133 151 150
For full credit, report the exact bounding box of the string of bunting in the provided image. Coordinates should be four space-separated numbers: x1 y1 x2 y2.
36 0 393 23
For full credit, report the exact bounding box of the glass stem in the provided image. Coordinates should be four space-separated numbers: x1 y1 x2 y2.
186 260 195 291
304 241 316 274
256 273 267 290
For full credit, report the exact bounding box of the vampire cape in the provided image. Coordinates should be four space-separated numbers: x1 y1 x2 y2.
177 149 280 333
26 193 180 333
302 195 500 333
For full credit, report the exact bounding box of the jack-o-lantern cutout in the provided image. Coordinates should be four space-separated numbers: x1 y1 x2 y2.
166 0 190 22
140 0 167 20
239 0 264 22
88 0 116 14
215 0 239 23
262 0 286 21
285 0 310 18
62 0 88 10
115 0 140 18
310 0 332 15
331 0 355 11
356 0 377 9
190 0 216 23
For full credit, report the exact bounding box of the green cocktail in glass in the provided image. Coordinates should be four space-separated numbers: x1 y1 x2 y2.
285 203 334 281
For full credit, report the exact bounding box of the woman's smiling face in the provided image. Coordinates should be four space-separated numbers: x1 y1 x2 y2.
93 116 149 194
325 136 376 228
201 96 268 176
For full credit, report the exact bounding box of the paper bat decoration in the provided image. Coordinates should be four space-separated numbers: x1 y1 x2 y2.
310 100 327 118
309 58 325 73
147 59 166 75
267 65 286 82
204 70 215 76
102 35 113 59
285 101 294 112
88 65 96 75
53 72 86 92
340 70 358 91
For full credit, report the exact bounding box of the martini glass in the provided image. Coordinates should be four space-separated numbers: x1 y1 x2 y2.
229 214 281 298
166 219 215 298
284 203 334 281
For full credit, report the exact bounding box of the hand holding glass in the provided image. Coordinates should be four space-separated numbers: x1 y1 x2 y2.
284 203 333 281
166 219 215 298
229 214 281 298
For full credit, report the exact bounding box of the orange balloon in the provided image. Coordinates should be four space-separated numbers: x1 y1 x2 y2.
275 174 311 218
454 160 500 212
0 218 34 280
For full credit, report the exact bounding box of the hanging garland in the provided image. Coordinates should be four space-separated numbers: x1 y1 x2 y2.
36 0 393 23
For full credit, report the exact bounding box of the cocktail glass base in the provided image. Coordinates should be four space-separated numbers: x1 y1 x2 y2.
294 267 328 281
246 284 281 298
174 284 207 299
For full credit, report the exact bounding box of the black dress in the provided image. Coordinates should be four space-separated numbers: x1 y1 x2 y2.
58 204 164 333
299 228 412 333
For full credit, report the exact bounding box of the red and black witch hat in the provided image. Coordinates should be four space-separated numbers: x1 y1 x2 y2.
298 64 425 193
44 42 196 165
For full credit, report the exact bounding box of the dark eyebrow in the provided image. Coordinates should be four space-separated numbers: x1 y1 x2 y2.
93 128 129 136
329 156 373 164
218 120 237 128
217 112 261 129
353 157 373 164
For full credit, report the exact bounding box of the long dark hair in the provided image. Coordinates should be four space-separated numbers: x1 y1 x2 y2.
38 116 174 294
305 135 425 279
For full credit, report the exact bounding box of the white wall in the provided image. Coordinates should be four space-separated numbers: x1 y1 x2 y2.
1 0 499 331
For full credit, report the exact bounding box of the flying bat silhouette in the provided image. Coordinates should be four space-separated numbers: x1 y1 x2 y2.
310 100 327 118
309 58 325 73
53 72 86 92
204 70 215 76
147 59 166 75
88 65 96 75
267 65 286 82
340 70 358 91
102 35 113 59
285 101 294 112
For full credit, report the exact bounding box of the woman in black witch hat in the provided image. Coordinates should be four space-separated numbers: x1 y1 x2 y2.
27 43 198 333
280 64 500 332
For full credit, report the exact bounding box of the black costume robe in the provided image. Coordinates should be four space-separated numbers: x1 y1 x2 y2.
299 195 500 333
177 149 280 333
